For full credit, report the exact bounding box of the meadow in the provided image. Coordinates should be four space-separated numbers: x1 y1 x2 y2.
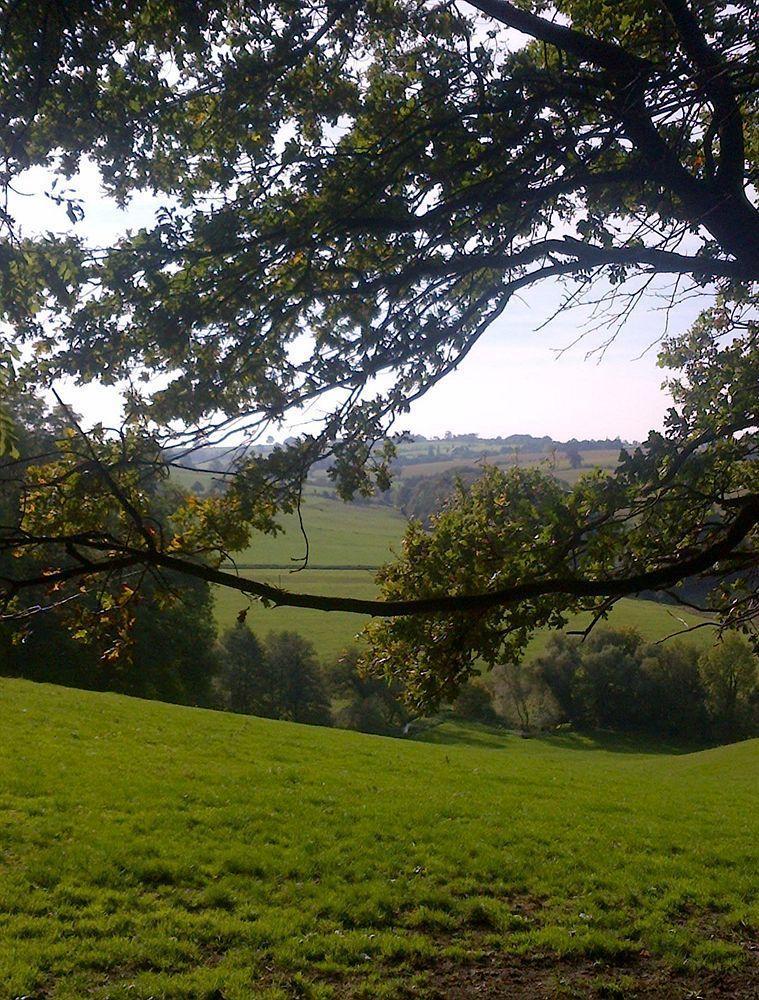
393 448 621 484
227 498 406 569
214 489 713 662
214 568 378 663
1 678 756 999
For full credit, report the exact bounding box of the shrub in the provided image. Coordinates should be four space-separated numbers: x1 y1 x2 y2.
491 660 558 732
698 635 758 741
451 680 497 723
533 627 757 744
327 647 408 735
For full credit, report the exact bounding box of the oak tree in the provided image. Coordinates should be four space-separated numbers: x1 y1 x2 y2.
0 1 756 701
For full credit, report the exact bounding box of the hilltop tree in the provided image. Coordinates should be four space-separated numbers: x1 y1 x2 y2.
0 1 756 694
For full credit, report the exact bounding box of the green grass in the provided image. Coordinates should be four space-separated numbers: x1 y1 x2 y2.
229 497 406 568
1 679 756 998
214 569 378 662
215 564 714 665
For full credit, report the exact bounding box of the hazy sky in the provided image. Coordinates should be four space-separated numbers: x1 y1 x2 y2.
11 164 707 444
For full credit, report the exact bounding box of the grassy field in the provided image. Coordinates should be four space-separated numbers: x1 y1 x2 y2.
215 566 713 665
395 449 621 481
214 569 378 663
183 445 628 661
212 494 399 661
229 498 406 568
1 678 756 999
213 490 713 663
523 598 713 660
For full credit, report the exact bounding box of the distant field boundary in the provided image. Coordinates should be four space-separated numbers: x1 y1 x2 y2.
224 563 381 571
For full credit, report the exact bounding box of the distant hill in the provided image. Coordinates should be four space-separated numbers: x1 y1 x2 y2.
167 432 630 478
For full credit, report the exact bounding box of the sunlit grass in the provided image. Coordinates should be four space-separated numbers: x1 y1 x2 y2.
214 569 377 663
226 497 406 568
1 679 755 998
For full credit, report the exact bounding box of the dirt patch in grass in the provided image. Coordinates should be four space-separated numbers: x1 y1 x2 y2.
421 950 759 999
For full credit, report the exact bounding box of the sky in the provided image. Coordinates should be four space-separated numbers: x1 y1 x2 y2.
10 163 708 445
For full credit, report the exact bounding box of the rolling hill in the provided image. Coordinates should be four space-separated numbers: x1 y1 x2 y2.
1 678 756 998
226 496 406 569
213 493 714 663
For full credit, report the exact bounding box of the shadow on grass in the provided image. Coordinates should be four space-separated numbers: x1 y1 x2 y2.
531 728 700 756
412 716 701 756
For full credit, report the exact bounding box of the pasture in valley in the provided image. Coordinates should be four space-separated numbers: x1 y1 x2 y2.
1 678 756 999
213 487 713 664
214 568 379 663
227 496 406 569
174 443 627 653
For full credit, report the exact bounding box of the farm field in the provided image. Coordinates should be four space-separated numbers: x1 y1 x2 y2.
394 448 621 482
214 569 378 663
227 497 406 568
214 491 713 661
172 444 621 503
1 678 756 999
215 568 712 666
524 597 713 660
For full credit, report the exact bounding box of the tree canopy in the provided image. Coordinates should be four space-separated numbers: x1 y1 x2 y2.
0 1 756 697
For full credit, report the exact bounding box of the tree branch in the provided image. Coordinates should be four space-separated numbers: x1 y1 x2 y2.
463 1 653 78
361 239 748 291
464 0 759 271
19 494 752 619
658 0 745 190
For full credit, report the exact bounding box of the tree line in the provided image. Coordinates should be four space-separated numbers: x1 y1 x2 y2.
455 628 758 746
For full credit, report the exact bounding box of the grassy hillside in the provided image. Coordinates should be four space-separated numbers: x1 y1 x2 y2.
213 495 400 660
228 497 406 568
1 679 756 999
524 597 713 660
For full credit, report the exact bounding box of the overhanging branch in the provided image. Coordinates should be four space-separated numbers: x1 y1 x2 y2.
362 239 749 292
464 1 653 79
9 494 751 619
